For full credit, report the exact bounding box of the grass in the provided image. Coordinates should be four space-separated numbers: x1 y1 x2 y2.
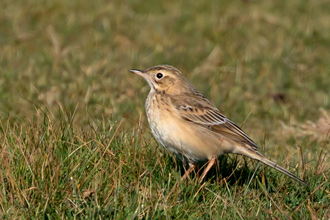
0 0 329 219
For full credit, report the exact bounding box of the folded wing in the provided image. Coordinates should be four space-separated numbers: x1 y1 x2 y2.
170 94 259 151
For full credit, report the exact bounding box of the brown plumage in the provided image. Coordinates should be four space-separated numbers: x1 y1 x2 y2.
130 64 307 186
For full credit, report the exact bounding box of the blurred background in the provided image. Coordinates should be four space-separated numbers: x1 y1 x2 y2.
1 0 329 127
0 0 329 218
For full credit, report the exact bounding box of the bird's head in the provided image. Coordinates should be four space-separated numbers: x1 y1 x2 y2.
130 65 193 95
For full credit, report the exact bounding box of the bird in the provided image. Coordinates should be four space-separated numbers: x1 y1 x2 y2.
129 64 308 186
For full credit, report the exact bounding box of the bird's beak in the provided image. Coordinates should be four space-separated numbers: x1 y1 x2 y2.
129 69 147 78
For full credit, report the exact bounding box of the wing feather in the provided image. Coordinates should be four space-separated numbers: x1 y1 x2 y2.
170 95 258 150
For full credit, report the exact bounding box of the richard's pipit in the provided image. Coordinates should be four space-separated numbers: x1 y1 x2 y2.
130 65 307 186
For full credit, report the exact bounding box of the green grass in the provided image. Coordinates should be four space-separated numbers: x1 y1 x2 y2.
0 0 329 219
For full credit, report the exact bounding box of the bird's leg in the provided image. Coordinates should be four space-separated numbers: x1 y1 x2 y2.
181 163 195 181
199 156 216 183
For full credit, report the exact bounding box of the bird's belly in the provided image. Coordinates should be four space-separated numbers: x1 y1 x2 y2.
147 109 226 162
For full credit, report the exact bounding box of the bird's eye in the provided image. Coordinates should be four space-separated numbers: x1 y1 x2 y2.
156 73 163 79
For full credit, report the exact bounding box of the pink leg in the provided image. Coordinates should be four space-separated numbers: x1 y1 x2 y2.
199 157 216 183
181 163 196 180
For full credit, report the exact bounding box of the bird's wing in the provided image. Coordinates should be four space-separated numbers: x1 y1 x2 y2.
170 94 259 151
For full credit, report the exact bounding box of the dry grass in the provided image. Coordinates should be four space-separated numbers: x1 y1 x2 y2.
281 109 330 142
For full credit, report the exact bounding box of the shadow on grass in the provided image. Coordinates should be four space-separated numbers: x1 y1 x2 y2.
178 155 266 187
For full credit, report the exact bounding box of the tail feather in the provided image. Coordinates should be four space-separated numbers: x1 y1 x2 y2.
237 147 308 186
260 157 308 187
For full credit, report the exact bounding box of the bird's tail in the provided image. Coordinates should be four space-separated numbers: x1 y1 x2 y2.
259 156 308 186
237 147 308 186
